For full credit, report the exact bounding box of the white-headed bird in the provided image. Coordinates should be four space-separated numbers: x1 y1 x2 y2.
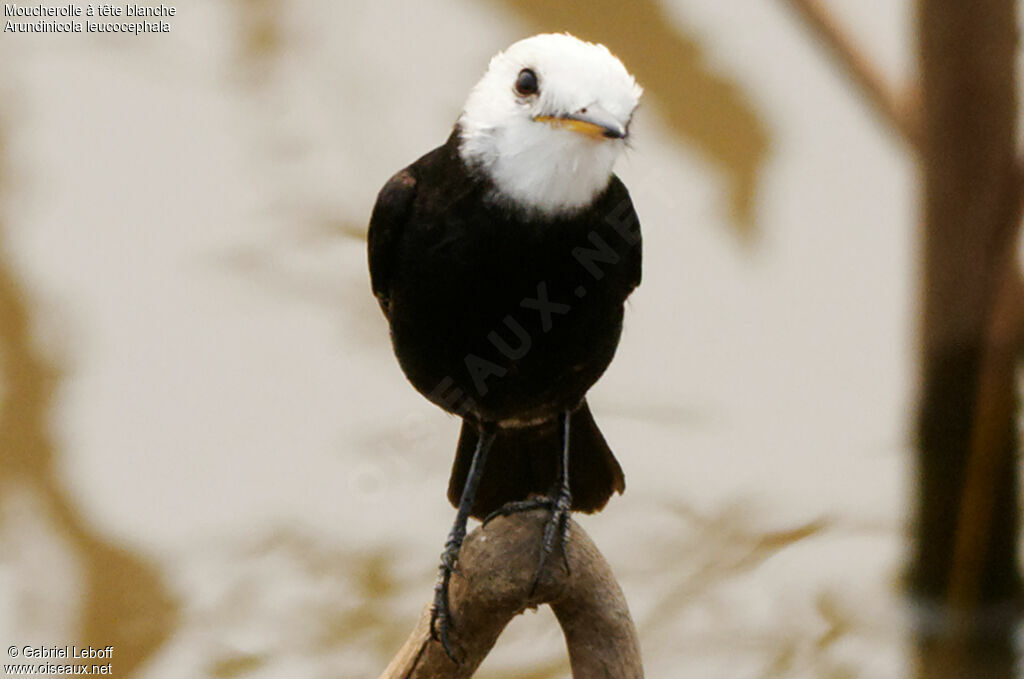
368 33 643 660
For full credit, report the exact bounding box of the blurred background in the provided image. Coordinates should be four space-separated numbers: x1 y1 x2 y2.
2 1 1020 677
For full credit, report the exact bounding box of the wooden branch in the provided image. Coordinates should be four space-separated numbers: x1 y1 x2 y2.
780 0 1024 350
378 509 643 679
781 0 1024 242
780 0 921 147
947 248 1024 613
912 0 1021 619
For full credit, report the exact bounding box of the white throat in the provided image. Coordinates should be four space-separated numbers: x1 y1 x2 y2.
459 119 621 217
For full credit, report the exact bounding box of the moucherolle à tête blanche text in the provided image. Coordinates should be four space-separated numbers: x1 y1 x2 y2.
4 3 175 17
4 3 175 33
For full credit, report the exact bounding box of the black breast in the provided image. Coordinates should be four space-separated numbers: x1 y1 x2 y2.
387 143 641 422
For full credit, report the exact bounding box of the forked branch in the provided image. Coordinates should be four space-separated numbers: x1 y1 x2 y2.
780 0 921 147
378 509 643 679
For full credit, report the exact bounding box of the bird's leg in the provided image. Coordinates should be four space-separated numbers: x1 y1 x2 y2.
530 409 574 594
483 412 574 593
430 422 495 663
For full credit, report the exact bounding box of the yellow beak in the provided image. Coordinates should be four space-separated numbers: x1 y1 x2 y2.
534 104 626 140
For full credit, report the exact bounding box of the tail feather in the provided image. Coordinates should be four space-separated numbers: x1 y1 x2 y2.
447 401 625 519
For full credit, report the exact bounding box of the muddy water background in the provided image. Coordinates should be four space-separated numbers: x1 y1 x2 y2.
0 1 931 677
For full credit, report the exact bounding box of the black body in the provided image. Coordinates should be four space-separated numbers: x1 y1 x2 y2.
368 129 642 518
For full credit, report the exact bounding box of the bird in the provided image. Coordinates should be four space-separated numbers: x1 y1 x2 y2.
367 32 643 660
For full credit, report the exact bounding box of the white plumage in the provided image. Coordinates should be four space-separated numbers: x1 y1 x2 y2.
458 33 642 217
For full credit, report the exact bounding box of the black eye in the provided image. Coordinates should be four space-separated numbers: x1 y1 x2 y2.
514 68 539 96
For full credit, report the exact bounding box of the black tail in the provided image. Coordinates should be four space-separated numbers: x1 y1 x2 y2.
447 400 625 519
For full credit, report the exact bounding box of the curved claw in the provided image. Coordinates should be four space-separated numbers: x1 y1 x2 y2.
429 562 460 662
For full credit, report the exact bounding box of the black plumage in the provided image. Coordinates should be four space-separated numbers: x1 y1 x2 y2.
368 128 642 518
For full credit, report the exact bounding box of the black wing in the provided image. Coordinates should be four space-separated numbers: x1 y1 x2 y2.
367 168 417 318
604 174 642 297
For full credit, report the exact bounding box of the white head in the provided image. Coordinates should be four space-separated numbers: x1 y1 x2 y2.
458 33 642 218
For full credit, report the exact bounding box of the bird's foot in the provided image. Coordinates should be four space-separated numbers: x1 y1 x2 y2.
482 497 553 525
484 490 572 596
429 539 462 662
532 487 572 594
